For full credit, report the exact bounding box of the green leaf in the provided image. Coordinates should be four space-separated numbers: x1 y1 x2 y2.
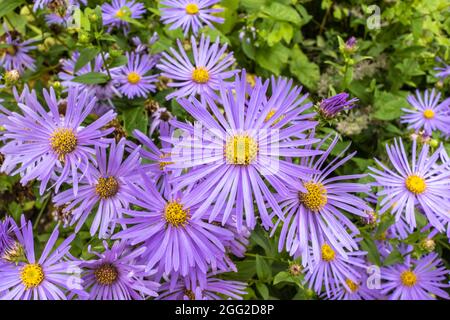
74 47 100 73
273 271 294 285
122 106 148 136
383 248 404 266
255 43 290 75
109 56 128 68
255 255 272 281
255 282 269 300
263 3 301 25
72 72 109 84
360 236 381 266
0 0 25 18
373 91 408 121
289 46 320 90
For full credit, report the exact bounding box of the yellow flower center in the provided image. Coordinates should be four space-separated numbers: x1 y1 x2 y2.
400 270 417 287
127 71 141 84
345 278 359 293
164 201 190 227
50 128 77 161
94 263 119 285
264 109 286 125
185 3 199 15
20 264 44 289
423 109 435 119
115 8 126 18
159 153 174 170
321 244 336 262
192 67 210 84
95 176 120 199
405 175 426 195
299 181 328 212
225 134 258 165
184 289 196 300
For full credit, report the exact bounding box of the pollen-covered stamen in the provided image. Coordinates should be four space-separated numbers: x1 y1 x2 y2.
299 181 328 211
50 128 77 160
345 278 359 293
321 244 335 262
423 109 435 119
225 135 258 165
184 289 196 300
95 176 120 199
400 270 417 287
405 175 426 195
192 67 210 83
127 71 141 84
185 3 199 15
115 8 126 18
264 109 285 125
94 263 119 285
20 264 44 289
164 201 190 227
159 153 174 170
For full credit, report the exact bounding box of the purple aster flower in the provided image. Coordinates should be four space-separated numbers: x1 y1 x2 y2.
273 135 370 266
44 0 78 26
33 0 87 11
0 28 36 74
0 86 116 195
149 107 173 135
157 35 236 100
101 0 146 33
401 89 450 136
0 215 83 300
113 178 235 277
434 57 450 80
111 52 158 99
319 92 358 119
157 272 246 300
381 252 449 300
79 241 159 300
160 0 224 36
166 72 321 231
0 217 17 259
369 138 450 232
53 138 141 238
59 51 120 113
344 36 357 51
132 32 160 55
304 241 367 298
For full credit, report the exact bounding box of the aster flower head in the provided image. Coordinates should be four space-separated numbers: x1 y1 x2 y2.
344 36 357 51
113 178 235 277
33 0 87 11
0 86 116 195
160 0 224 36
101 0 146 33
0 215 83 300
273 134 371 265
157 35 236 100
157 272 247 300
326 269 383 300
369 138 450 232
111 52 158 99
167 71 321 230
434 57 450 80
0 217 17 259
381 252 449 300
401 89 450 136
0 27 36 74
80 241 159 300
319 92 358 119
53 138 141 238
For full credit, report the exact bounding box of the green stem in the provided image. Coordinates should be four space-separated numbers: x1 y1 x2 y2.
33 195 51 231
94 25 112 80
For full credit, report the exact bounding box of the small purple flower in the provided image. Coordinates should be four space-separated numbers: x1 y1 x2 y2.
101 0 146 33
0 28 36 74
0 217 17 259
53 138 141 238
319 93 358 118
79 241 159 300
157 35 236 100
157 272 246 300
434 57 450 80
33 0 87 11
160 0 224 36
111 52 158 99
344 36 357 51
0 215 83 300
370 139 450 233
401 89 450 136
0 86 116 195
381 252 449 300
149 107 173 135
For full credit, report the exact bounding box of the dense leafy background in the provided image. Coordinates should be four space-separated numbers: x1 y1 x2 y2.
1 0 450 299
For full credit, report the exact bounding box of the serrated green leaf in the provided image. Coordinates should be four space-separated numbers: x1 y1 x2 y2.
74 47 99 72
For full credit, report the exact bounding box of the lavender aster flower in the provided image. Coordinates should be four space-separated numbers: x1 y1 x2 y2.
33 0 86 11
101 0 146 33
167 71 321 230
273 135 370 265
381 252 449 300
113 179 235 277
319 93 358 118
111 52 158 99
160 0 224 36
0 28 36 74
0 86 116 195
434 57 450 80
0 217 16 259
80 241 159 300
53 138 141 238
0 215 83 300
157 35 236 100
326 269 383 300
369 139 450 232
401 89 450 136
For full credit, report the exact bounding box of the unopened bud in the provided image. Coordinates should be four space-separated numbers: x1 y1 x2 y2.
5 69 20 84
421 238 435 252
